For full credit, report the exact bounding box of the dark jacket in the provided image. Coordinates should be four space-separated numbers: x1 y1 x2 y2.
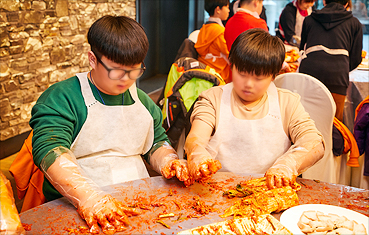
354 103 369 176
299 2 363 95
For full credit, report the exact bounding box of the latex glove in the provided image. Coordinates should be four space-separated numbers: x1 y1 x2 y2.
185 132 222 182
281 61 291 72
161 159 194 186
78 194 139 234
149 142 193 186
41 147 139 234
265 140 324 189
187 151 222 181
265 164 297 190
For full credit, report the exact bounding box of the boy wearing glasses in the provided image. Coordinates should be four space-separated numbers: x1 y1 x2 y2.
29 15 192 234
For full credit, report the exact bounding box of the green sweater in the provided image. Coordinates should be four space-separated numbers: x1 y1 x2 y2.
30 75 169 201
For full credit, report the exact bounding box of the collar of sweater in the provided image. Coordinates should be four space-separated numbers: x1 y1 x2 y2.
207 17 224 27
236 8 260 19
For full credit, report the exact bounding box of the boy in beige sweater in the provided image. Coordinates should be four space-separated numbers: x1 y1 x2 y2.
185 29 325 189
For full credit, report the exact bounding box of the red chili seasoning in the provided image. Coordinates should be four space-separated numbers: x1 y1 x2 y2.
22 223 32 231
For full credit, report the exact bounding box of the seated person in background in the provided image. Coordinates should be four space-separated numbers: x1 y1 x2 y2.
276 0 316 48
185 29 325 189
299 0 362 122
30 15 192 234
224 0 268 51
195 0 231 83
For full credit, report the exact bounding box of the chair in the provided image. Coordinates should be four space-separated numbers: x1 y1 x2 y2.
188 29 200 44
274 73 349 184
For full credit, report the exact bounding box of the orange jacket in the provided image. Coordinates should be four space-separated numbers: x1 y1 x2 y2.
9 131 46 212
333 118 360 167
195 22 230 83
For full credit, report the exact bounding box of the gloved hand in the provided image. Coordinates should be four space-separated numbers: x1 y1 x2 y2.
41 147 139 234
160 159 194 186
187 151 222 182
185 132 222 182
78 194 139 234
149 142 193 186
265 164 297 190
265 140 325 189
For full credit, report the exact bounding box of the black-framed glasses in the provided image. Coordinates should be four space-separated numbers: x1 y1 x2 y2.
95 54 146 80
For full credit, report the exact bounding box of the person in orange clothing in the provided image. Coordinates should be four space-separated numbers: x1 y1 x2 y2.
195 0 231 83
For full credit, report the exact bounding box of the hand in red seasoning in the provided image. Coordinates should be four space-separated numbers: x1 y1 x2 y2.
78 194 139 234
161 159 194 186
188 156 222 182
265 169 297 190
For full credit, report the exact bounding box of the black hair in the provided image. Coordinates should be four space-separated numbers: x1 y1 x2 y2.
229 28 285 77
87 15 149 66
205 0 229 16
325 0 349 5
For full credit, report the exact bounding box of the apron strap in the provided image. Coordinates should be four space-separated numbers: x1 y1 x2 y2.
76 72 99 107
128 82 139 101
266 82 282 118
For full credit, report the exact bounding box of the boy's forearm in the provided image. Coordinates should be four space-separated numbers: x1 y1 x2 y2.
276 139 325 175
42 148 103 208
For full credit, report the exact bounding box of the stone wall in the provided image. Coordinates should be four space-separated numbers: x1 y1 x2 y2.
0 0 136 141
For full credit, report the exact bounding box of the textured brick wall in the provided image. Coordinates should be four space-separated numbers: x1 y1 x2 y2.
0 0 136 141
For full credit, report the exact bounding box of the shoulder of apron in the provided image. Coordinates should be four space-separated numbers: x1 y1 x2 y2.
76 72 98 107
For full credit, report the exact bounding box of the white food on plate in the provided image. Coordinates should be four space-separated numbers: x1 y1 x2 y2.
297 210 368 235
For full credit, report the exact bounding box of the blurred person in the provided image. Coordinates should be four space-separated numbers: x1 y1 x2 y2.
223 0 267 26
185 29 324 189
224 0 268 51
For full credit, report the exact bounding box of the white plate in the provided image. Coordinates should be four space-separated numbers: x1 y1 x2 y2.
280 204 369 235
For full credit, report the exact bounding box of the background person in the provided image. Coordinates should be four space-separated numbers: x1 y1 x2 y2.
195 0 231 83
222 0 267 27
224 0 268 51
276 0 317 47
299 0 363 122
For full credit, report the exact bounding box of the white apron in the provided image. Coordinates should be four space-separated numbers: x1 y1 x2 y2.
294 1 312 40
70 72 154 187
206 83 291 174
